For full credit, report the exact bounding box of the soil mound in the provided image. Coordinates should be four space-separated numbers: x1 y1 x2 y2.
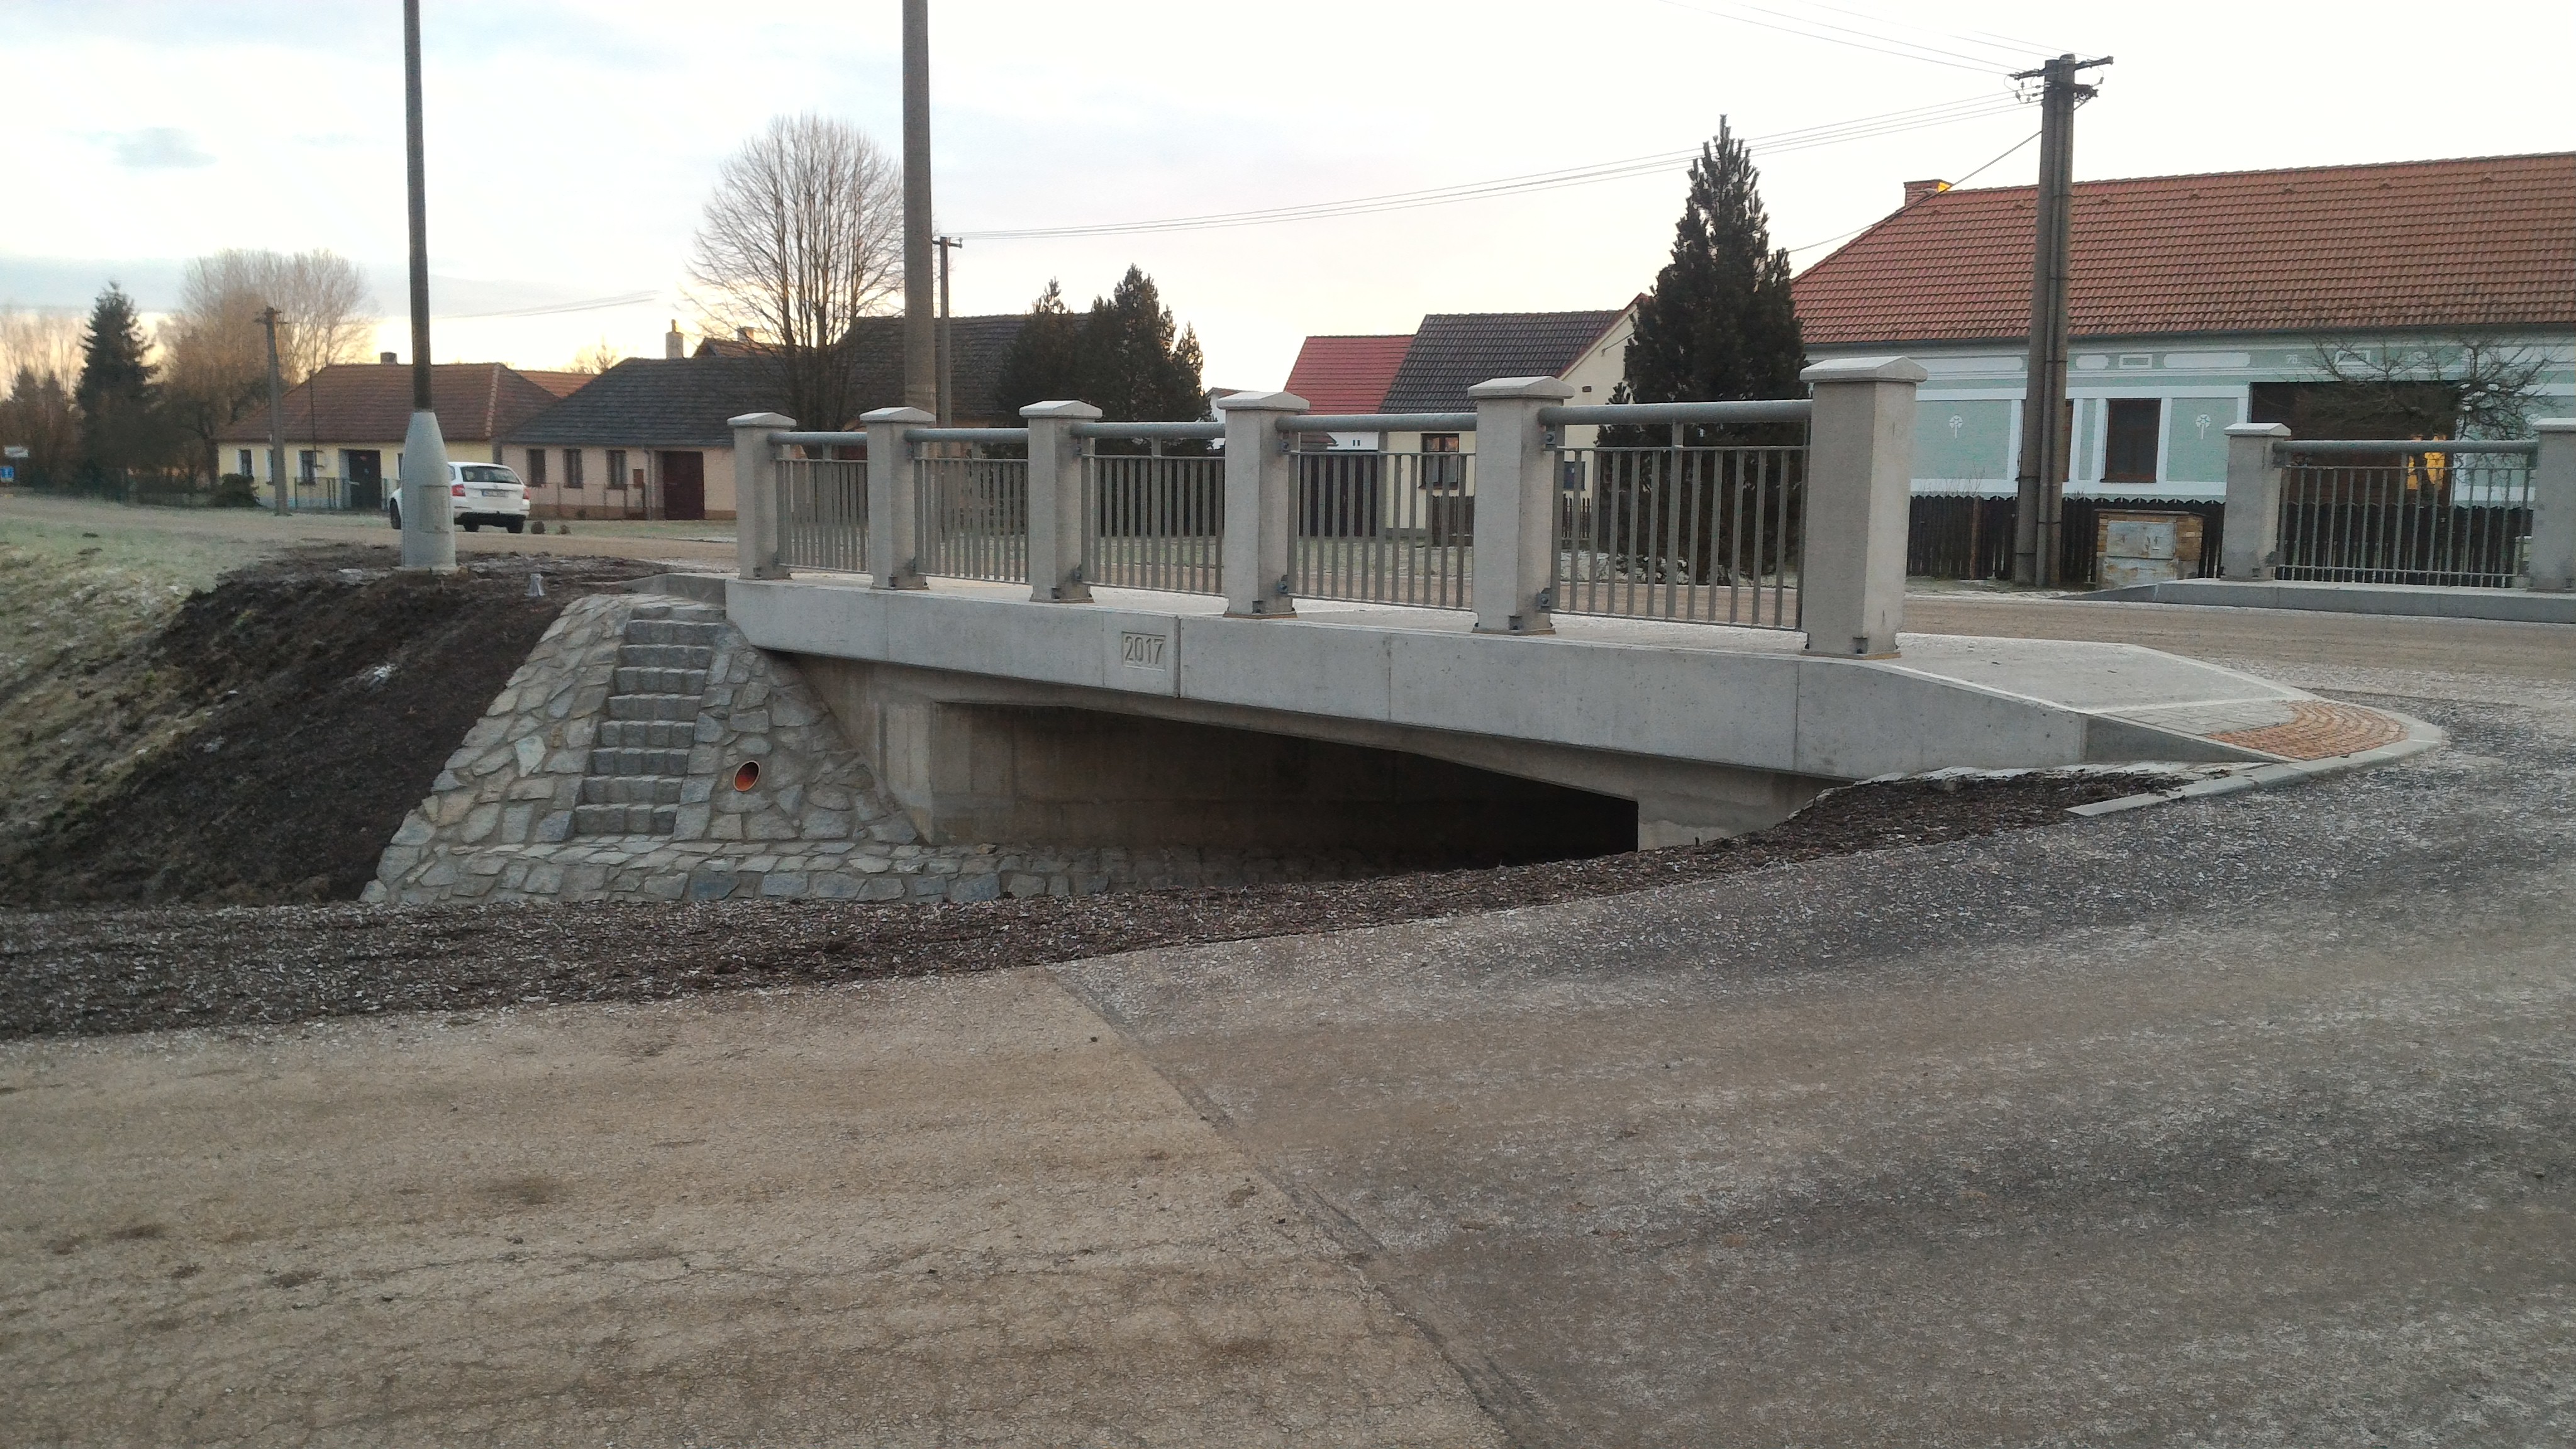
0 547 660 906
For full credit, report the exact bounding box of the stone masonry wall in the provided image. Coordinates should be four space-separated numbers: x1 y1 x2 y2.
367 592 1399 906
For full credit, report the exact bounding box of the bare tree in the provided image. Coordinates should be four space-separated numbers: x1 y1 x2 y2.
151 250 373 484
0 308 84 487
2303 333 2552 439
0 308 86 392
686 114 901 427
568 336 626 374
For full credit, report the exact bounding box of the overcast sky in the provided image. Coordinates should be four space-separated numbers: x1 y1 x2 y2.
4 0 2569 389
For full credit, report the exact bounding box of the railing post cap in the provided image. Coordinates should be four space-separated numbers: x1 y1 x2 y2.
1799 355 1928 385
1019 399 1104 421
2534 418 2576 434
1213 390 1309 414
2224 422 2292 437
1467 375 1577 401
860 406 936 425
728 411 796 429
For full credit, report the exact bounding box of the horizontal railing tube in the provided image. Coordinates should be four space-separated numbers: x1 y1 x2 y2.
1280 413 1477 433
1538 399 1813 427
2277 438 2539 457
1069 420 1226 441
907 427 1028 445
772 430 871 448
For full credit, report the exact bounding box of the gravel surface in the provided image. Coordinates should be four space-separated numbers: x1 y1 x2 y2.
0 772 2165 1040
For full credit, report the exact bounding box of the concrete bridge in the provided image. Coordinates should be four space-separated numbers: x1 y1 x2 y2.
704 361 2372 852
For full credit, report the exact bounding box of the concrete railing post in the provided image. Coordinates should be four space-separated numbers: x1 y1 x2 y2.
2529 419 2576 592
1469 375 1575 634
1799 356 1924 658
1216 391 1308 618
862 406 933 589
729 411 794 580
2220 422 2291 580
1023 399 1101 602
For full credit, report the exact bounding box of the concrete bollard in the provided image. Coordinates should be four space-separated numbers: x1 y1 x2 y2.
2530 420 2576 592
2220 422 2291 580
1215 391 1308 618
728 411 796 580
1799 357 1924 657
861 406 933 589
1468 375 1575 634
1023 399 1102 602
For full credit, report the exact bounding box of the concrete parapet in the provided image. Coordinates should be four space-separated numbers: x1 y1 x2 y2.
1215 391 1307 619
730 411 795 580
1023 399 1102 603
2531 419 2575 592
2221 423 2291 580
1469 376 1575 635
1798 357 1924 657
862 406 933 589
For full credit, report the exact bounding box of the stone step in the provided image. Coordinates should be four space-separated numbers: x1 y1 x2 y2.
628 600 723 621
588 745 694 777
614 665 709 696
625 619 723 647
616 643 715 672
573 802 678 836
597 718 697 749
607 692 702 722
580 774 684 806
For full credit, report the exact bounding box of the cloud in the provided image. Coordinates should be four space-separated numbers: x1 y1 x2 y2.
111 128 214 169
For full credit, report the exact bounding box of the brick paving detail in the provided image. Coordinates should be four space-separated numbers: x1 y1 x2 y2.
2207 701 2408 761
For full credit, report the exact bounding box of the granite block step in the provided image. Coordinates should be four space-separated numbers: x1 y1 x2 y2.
596 719 697 749
625 619 723 647
588 746 694 777
574 803 679 836
607 692 702 722
581 775 684 806
618 643 716 671
615 665 710 695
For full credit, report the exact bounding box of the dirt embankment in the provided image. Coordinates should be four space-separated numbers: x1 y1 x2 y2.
0 547 655 907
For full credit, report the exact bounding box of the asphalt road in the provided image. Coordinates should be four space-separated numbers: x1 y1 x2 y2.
1055 648 2576 1445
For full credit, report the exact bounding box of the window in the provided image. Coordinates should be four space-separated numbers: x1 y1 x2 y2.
1419 432 1465 490
298 449 317 481
458 465 521 484
563 449 584 491
605 448 627 489
2103 398 2162 484
525 448 548 487
236 449 253 477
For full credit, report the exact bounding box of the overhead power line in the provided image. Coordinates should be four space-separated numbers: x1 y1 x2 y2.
957 94 2028 242
1644 0 2023 74
435 290 659 321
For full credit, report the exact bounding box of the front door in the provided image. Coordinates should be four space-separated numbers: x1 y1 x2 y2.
658 450 704 521
343 450 382 511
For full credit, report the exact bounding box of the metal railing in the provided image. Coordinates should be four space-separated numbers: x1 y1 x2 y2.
779 451 867 572
1080 431 1224 594
1291 444 1479 609
2275 440 2536 588
914 435 1029 584
1550 444 1804 627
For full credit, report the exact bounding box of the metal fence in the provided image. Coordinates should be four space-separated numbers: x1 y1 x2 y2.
1550 444 1804 628
1084 445 1223 593
916 447 1029 584
779 452 867 572
1292 445 1479 609
2277 443 2535 588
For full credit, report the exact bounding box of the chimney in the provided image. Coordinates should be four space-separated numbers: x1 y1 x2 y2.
664 319 684 360
379 351 398 364
1903 178 1950 207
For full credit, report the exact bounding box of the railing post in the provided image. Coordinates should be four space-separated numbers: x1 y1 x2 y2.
728 411 794 580
2530 420 2576 592
862 406 933 589
1023 399 1101 602
1468 376 1575 633
1216 390 1307 618
2220 422 2290 580
1799 357 1924 658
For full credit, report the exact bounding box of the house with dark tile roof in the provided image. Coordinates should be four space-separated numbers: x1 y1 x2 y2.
1792 151 2576 502
510 314 1031 520
216 359 592 511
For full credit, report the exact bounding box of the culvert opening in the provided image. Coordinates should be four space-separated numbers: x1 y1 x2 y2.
733 760 762 792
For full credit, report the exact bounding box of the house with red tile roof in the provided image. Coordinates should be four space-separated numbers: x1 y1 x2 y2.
1792 151 2576 503
217 358 597 512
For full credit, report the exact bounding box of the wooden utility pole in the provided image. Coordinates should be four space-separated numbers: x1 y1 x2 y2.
901 0 936 414
258 306 287 517
933 235 962 425
2011 53 2111 587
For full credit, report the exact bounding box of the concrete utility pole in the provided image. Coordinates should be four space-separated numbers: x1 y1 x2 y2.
901 0 936 414
2010 53 2111 587
396 0 455 572
258 306 287 518
934 235 962 425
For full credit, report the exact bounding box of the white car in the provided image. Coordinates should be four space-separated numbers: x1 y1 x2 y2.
386 462 530 533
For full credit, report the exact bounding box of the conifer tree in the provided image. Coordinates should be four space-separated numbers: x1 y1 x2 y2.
1077 266 1204 422
993 279 1085 416
73 283 160 487
1620 118 1804 441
